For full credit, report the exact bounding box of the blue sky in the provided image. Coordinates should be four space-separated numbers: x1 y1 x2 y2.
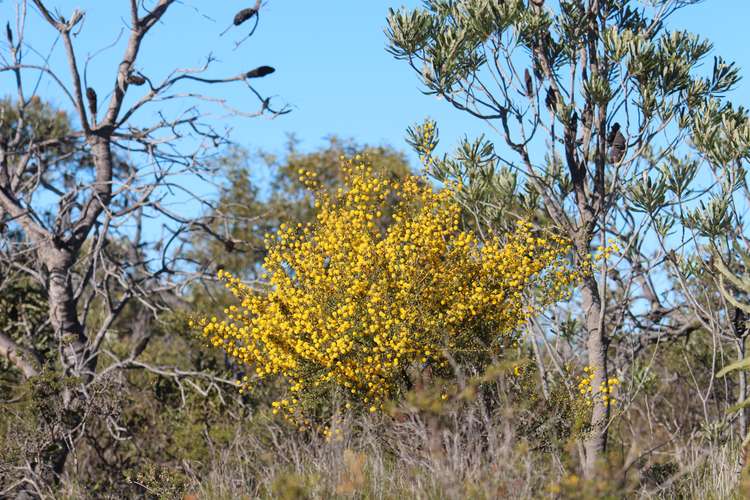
228 1 750 161
2 1 749 182
196 1 750 159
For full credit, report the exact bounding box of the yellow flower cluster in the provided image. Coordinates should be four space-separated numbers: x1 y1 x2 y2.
195 158 579 422
578 366 620 405
594 238 621 261
321 425 343 441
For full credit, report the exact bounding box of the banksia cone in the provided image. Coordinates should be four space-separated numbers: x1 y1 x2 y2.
545 87 557 110
234 8 258 26
606 122 621 145
567 111 578 141
246 66 275 78
608 128 626 163
524 68 533 97
86 87 97 115
126 72 146 86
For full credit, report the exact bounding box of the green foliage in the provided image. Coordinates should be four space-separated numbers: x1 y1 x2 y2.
712 245 750 317
714 245 750 446
188 136 411 281
0 268 51 373
0 371 119 492
387 0 742 234
124 461 190 500
0 96 73 157
406 119 541 233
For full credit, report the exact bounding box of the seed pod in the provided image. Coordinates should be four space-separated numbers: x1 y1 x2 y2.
126 72 146 86
608 129 626 163
524 68 533 97
545 87 557 110
5 22 12 45
246 66 275 78
86 87 97 115
566 111 578 144
234 8 258 26
606 122 621 145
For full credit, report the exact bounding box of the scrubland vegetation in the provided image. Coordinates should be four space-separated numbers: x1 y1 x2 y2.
2 0 750 498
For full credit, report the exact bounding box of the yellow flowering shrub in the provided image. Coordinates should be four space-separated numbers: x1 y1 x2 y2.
578 366 620 406
195 158 579 423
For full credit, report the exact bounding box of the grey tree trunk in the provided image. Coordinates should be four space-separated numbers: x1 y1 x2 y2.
738 338 747 440
581 273 608 479
36 136 113 478
45 250 89 377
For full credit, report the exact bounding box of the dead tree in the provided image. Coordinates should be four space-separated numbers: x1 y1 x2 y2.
0 0 287 490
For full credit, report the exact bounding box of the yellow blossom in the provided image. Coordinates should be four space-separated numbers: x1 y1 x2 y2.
195 158 579 420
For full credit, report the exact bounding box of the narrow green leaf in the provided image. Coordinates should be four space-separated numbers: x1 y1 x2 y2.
716 357 750 378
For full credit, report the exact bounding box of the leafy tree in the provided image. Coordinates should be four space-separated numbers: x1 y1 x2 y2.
386 0 741 477
679 109 750 459
189 137 412 281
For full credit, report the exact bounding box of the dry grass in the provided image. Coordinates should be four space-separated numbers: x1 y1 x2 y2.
179 399 743 499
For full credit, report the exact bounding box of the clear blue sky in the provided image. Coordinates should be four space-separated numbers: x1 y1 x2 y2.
2 1 749 177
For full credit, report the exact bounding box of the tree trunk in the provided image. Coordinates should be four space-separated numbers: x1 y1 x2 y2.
738 338 748 440
42 135 114 482
44 248 91 379
581 253 609 479
40 249 97 482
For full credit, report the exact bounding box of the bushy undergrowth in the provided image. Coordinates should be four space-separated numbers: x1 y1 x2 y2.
53 360 743 499
4 332 742 498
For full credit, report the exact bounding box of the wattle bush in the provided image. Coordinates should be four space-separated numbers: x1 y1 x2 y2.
195 158 579 425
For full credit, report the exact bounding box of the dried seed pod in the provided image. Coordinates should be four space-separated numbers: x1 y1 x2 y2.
608 129 626 163
86 87 97 115
5 22 12 45
606 122 621 145
234 7 258 26
545 87 557 110
567 111 578 141
246 66 275 78
524 68 533 97
126 72 146 86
